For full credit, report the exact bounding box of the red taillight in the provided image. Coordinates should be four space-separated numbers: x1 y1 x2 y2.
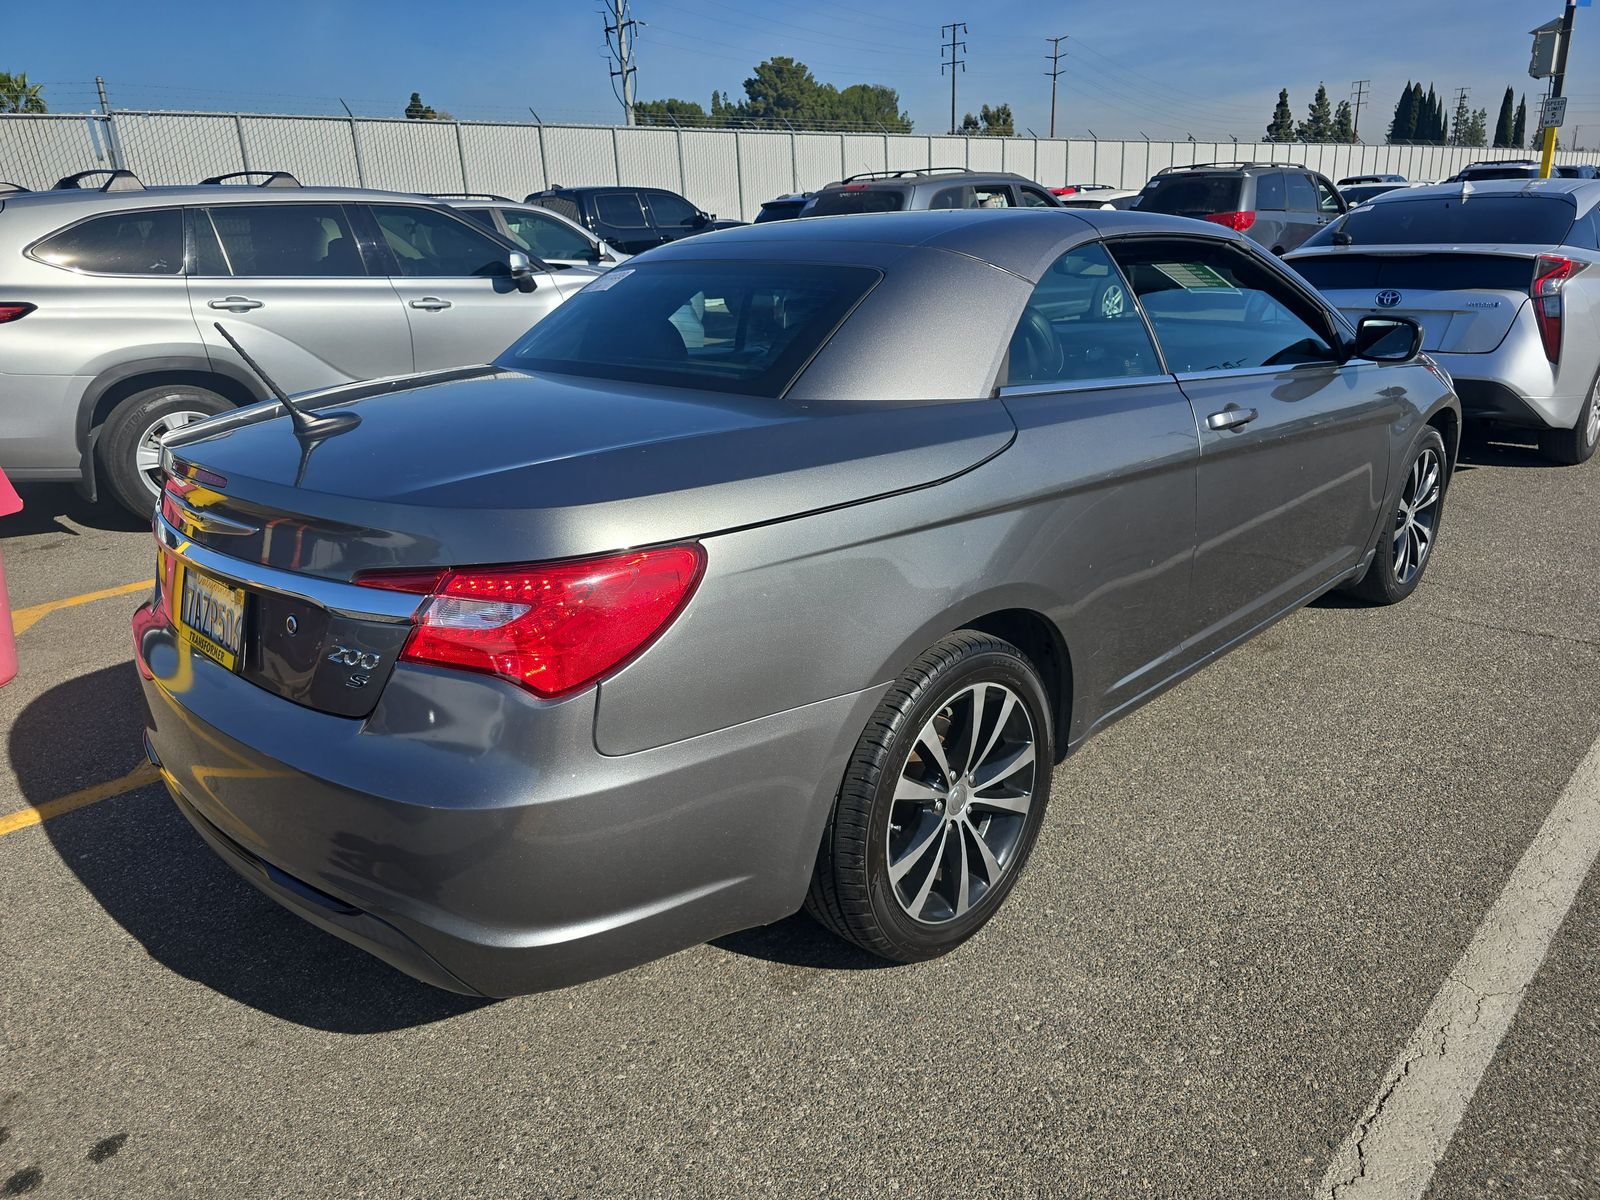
1051 186 1079 196
0 303 35 324
1202 210 1257 231
1531 255 1586 364
356 545 705 699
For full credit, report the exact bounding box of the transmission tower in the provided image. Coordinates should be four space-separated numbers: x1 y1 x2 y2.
942 22 967 135
1350 79 1369 142
1046 35 1067 139
604 0 638 126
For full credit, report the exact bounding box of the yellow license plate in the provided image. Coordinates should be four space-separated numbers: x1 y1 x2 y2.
175 562 246 672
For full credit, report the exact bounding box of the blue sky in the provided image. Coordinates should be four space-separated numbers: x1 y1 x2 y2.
9 0 1599 146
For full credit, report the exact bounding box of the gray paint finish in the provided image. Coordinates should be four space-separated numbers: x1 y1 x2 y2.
137 208 1460 995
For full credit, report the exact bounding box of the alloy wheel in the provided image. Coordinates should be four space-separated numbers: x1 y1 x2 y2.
1585 376 1600 450
134 409 209 498
885 682 1038 925
1392 446 1442 585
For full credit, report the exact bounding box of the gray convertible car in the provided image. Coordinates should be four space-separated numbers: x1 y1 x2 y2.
134 208 1460 997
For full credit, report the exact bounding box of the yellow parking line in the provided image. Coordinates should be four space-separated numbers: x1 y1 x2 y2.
0 762 161 839
11 580 153 636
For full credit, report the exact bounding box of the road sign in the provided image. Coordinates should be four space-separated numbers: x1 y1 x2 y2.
1542 96 1569 128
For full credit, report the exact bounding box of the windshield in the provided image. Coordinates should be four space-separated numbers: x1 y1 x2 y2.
496 261 880 397
804 189 906 216
1303 194 1576 248
1135 175 1244 217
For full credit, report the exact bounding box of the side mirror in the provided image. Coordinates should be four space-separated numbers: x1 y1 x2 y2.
1352 315 1422 363
508 250 538 293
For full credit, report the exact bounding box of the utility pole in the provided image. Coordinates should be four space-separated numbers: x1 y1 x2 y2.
604 0 638 126
1350 79 1369 142
941 22 967 135
1539 0 1577 178
94 75 125 170
1045 35 1067 139
1451 86 1471 145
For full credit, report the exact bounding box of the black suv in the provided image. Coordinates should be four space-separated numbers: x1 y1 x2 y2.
525 185 736 256
1134 161 1346 254
800 168 1063 217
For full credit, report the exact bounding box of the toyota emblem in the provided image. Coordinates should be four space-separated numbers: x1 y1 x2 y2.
1376 290 1402 308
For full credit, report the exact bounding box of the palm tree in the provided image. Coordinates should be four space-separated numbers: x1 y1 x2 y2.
0 72 47 114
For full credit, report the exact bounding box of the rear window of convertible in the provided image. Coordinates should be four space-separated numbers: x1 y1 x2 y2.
496 261 881 397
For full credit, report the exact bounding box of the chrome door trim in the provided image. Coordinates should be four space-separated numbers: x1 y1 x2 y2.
997 373 1177 399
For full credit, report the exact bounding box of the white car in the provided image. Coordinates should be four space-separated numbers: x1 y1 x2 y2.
1055 188 1141 210
1287 178 1600 464
436 195 630 271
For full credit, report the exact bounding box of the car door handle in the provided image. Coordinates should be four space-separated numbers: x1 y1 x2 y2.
1206 405 1259 431
207 296 263 312
409 297 452 311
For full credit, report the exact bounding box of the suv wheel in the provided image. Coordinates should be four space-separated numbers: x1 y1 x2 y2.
806 631 1055 962
1539 365 1600 466
100 385 232 516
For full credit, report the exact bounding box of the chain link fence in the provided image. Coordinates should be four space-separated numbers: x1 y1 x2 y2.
1 110 1586 222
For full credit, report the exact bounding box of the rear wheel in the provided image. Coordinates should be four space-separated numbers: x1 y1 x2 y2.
99 384 232 516
1539 366 1600 466
1346 427 1448 606
806 631 1055 963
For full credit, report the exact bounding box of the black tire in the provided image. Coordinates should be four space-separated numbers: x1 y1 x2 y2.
1346 426 1449 606
1538 366 1600 466
99 384 232 517
806 631 1055 963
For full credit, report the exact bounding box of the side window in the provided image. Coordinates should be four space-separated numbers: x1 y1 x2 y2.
644 191 701 230
1020 186 1058 208
593 192 649 230
1106 237 1339 373
204 204 364 277
1255 173 1286 211
32 208 183 275
371 205 512 278
972 186 1013 209
1314 178 1342 214
503 210 594 261
1286 173 1319 212
458 209 499 231
1004 241 1162 388
1566 208 1600 251
930 186 972 209
535 195 583 224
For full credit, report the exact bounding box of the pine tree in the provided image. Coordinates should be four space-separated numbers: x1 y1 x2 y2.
1389 82 1422 143
1513 94 1527 147
1267 88 1295 142
1424 85 1441 142
1493 87 1515 148
1298 83 1334 142
1331 99 1355 142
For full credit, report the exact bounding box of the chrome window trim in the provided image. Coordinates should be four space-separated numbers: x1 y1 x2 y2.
155 513 422 624
997 373 1177 399
1173 361 1343 383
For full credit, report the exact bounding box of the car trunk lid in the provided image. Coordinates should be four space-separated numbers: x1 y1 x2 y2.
1287 248 1537 353
156 367 1015 716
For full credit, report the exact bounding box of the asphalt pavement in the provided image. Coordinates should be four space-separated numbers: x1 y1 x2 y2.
1 435 1597 1199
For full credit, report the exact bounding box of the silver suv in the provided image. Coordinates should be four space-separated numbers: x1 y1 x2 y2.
0 170 596 514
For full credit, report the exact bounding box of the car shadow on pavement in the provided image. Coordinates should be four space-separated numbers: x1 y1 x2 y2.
3 483 148 536
14 664 488 1032
711 912 898 972
1455 434 1551 472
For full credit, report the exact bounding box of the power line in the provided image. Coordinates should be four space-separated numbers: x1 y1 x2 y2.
603 0 638 126
1351 79 1370 141
1045 35 1067 139
941 22 967 135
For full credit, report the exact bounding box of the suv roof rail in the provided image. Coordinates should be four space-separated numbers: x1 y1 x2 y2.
1155 160 1311 175
429 192 515 202
836 166 976 185
53 168 145 192
0 181 29 194
200 170 302 188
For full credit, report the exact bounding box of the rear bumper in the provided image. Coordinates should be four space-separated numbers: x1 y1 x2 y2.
1422 331 1586 432
135 608 884 997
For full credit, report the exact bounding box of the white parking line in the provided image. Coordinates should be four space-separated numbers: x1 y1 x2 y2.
1319 730 1600 1198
